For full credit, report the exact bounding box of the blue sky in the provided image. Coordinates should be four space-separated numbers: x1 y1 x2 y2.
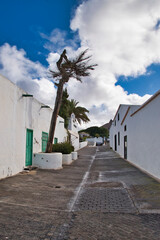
0 0 160 126
116 64 160 96
0 0 80 65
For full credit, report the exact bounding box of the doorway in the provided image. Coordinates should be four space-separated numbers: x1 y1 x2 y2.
114 134 117 151
26 129 33 166
124 135 127 159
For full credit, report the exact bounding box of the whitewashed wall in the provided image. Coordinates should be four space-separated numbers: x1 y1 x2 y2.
110 105 130 156
68 113 79 151
86 137 104 144
110 105 140 156
0 75 26 179
110 92 160 180
54 117 68 143
79 141 88 149
128 94 160 180
0 74 67 179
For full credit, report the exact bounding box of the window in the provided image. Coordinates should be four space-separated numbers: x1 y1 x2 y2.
115 120 116 126
118 132 120 145
124 125 127 131
54 138 58 144
118 113 120 121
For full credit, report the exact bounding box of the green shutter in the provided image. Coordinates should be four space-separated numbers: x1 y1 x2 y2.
42 132 48 152
54 138 58 144
26 129 33 166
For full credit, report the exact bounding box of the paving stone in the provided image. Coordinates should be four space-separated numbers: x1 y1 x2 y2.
68 212 160 240
73 188 137 213
0 145 160 239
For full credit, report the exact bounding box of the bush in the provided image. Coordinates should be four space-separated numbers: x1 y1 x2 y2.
52 142 74 154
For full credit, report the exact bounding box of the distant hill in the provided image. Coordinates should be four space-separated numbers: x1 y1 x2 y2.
79 126 109 138
101 120 112 130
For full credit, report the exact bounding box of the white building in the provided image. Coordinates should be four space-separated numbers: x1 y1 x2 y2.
68 113 79 151
0 74 68 179
86 137 104 146
110 90 160 180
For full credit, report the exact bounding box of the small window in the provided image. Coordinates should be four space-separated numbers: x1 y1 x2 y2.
115 120 116 126
54 138 58 144
118 132 120 145
124 125 127 131
118 113 120 121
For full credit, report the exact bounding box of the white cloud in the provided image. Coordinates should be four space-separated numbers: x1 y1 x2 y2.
0 43 56 107
67 0 160 127
40 28 79 52
46 52 60 72
1 0 160 129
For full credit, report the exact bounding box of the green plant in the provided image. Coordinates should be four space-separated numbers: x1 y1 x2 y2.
82 136 88 141
95 133 100 138
59 88 90 128
52 142 74 154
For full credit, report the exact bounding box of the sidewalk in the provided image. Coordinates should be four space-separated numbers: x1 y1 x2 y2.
0 145 160 239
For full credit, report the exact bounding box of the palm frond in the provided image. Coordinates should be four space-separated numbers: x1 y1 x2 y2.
49 48 97 84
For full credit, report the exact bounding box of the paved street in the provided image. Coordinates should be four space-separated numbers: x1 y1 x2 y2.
0 145 160 239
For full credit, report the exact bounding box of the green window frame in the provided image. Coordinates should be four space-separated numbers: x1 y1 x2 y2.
42 132 48 152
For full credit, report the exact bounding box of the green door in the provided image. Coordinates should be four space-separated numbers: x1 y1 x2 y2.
54 137 58 144
26 129 33 166
42 132 48 152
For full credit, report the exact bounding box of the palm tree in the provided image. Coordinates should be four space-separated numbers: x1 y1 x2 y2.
68 99 90 125
46 49 97 153
59 90 90 128
59 88 70 128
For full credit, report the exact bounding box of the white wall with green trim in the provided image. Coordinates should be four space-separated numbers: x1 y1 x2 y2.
0 74 67 179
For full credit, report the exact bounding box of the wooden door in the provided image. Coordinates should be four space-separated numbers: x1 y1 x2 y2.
26 129 33 166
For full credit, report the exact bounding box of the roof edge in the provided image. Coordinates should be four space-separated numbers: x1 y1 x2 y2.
121 106 130 125
131 90 160 117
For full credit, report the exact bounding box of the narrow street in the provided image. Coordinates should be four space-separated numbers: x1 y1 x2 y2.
0 145 160 239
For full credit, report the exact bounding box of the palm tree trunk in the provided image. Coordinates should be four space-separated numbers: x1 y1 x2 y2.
46 80 64 153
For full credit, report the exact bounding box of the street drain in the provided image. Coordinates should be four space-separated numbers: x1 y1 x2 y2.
55 186 61 189
73 188 137 213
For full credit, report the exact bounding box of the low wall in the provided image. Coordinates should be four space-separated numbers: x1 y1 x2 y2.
33 153 62 170
88 141 96 147
79 141 88 149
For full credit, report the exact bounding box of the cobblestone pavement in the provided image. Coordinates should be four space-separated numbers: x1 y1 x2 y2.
0 146 160 239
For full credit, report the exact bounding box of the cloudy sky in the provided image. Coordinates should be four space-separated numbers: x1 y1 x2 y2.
0 0 160 129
